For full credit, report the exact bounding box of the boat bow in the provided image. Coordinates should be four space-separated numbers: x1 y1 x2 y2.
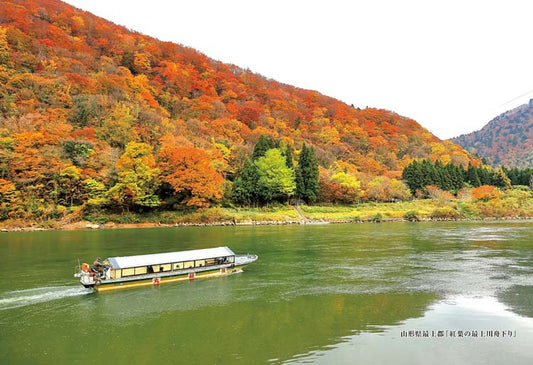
235 254 258 266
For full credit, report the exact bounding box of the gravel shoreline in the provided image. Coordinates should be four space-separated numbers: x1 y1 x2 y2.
2 216 532 233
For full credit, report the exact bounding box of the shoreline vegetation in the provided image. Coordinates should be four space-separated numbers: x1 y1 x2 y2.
2 193 532 232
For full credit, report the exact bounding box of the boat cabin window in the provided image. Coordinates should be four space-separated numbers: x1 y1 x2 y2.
122 268 135 277
134 267 147 275
113 252 236 278
195 259 206 267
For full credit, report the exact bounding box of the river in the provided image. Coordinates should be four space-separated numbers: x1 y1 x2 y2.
1 221 532 364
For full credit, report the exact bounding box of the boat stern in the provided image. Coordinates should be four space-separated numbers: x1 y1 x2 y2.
74 263 96 288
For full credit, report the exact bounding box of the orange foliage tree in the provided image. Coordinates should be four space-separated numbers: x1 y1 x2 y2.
471 185 501 201
158 144 224 208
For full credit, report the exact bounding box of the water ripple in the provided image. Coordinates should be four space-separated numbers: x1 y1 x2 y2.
0 286 93 311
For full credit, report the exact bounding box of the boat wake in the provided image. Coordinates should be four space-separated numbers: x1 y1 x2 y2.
0 286 93 311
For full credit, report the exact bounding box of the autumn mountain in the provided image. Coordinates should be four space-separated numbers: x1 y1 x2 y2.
451 100 533 169
0 0 478 217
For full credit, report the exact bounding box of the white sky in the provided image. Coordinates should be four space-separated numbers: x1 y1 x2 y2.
63 0 533 140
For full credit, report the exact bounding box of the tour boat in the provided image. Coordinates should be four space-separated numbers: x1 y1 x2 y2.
74 246 258 292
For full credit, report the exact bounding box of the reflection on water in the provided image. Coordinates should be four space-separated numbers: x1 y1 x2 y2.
419 225 530 244
288 296 533 365
499 285 533 319
0 221 532 364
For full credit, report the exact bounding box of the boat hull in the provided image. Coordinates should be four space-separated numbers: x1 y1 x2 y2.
94 265 245 292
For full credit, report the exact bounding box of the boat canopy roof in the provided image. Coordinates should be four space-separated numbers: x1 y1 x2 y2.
107 246 235 269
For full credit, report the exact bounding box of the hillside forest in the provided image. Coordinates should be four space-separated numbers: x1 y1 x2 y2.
452 100 533 169
0 0 531 226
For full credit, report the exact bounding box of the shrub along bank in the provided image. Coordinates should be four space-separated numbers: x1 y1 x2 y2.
1 187 531 231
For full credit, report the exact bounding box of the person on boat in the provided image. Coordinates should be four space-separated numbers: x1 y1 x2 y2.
92 257 104 273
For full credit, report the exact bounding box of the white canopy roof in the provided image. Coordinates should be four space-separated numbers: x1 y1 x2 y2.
107 246 235 269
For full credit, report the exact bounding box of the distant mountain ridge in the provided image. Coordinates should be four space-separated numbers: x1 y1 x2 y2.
451 100 533 168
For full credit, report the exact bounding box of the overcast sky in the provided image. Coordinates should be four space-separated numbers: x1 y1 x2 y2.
63 0 533 140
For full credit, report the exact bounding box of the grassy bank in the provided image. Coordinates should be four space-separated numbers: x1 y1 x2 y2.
1 189 532 231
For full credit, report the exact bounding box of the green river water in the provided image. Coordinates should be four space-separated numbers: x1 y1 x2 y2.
1 221 532 364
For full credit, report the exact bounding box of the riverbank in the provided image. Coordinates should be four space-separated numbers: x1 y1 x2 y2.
4 216 533 233
2 194 533 232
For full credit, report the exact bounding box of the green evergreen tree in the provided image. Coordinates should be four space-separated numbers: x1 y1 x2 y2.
420 159 436 188
466 163 481 187
403 159 471 195
402 160 422 194
295 144 307 198
284 144 294 170
435 160 452 190
503 167 515 185
295 144 319 203
231 159 260 206
479 167 491 185
525 169 533 187
520 168 533 186
306 146 320 202
446 163 464 192
252 135 277 160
